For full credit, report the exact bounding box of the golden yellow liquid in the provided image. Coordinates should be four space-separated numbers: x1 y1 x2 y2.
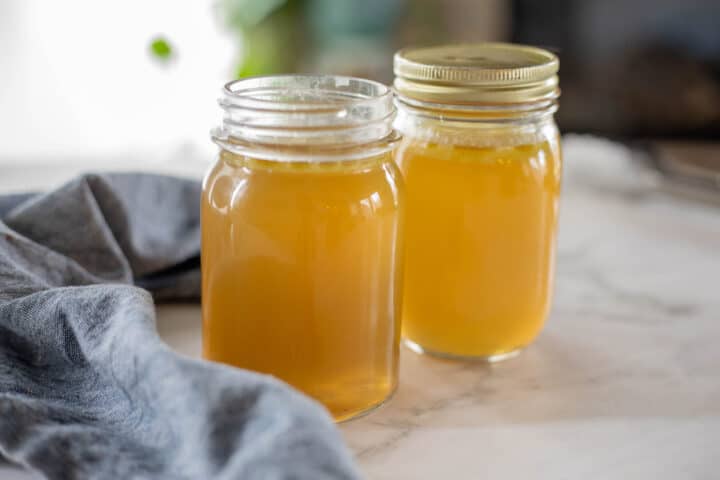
397 136 561 358
201 151 404 421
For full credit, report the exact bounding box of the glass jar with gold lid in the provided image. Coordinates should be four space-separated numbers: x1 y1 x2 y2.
393 43 561 360
202 75 404 421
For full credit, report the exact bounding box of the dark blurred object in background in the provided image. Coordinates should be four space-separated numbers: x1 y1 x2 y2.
513 0 720 139
225 0 719 140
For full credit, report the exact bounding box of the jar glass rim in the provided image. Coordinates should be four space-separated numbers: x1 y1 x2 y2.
221 74 393 113
214 75 398 162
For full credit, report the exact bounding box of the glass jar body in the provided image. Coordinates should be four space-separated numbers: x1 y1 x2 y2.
395 107 561 360
201 149 404 421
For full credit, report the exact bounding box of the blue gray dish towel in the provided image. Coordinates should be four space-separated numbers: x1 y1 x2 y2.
0 173 360 480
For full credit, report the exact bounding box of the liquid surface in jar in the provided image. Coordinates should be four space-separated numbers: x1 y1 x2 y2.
397 136 561 358
202 151 403 421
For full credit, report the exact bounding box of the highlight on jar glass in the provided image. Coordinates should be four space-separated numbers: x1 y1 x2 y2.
201 75 404 421
393 43 562 361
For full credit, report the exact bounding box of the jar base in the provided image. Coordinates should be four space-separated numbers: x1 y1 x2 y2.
333 383 397 423
403 337 523 363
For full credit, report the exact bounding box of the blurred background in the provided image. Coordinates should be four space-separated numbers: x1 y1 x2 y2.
1 0 718 195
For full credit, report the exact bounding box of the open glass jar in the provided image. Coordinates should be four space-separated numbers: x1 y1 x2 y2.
201 75 403 421
393 43 562 360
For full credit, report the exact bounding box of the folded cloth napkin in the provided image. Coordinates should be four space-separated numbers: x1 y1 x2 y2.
0 173 360 480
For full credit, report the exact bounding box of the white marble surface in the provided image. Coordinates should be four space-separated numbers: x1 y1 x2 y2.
1 136 718 479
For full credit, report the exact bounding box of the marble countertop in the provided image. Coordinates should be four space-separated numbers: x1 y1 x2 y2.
1 136 718 479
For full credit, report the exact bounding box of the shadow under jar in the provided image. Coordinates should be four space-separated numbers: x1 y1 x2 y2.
202 75 404 421
393 44 562 361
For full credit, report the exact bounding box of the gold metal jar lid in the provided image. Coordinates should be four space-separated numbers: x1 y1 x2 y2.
394 43 559 105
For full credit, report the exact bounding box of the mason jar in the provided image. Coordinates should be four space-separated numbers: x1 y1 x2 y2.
393 43 562 361
202 75 404 421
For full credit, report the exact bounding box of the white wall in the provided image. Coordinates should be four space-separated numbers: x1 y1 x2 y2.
0 0 238 165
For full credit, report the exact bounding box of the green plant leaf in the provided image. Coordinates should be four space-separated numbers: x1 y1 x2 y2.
150 37 173 60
